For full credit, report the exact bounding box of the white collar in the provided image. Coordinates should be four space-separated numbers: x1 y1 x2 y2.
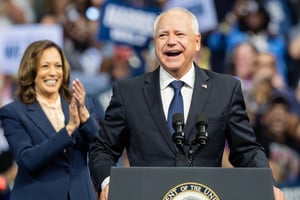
160 64 195 90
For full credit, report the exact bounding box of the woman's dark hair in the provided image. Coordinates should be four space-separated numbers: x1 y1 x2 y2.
238 1 270 33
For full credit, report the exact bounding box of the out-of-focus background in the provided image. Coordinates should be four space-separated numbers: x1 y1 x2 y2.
0 0 300 199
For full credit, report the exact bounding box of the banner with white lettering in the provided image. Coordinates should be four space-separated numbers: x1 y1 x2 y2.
98 0 160 48
164 0 218 33
0 24 63 75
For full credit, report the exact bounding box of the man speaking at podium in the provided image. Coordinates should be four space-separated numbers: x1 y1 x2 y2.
89 7 285 200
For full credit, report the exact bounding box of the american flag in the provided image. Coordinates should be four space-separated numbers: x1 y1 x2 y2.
201 84 207 89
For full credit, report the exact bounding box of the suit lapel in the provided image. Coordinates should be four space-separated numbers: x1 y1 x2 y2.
61 99 69 125
26 101 56 137
184 65 210 140
26 98 69 138
143 68 177 153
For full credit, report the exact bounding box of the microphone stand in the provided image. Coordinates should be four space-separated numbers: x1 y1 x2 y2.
171 113 208 166
184 131 208 167
187 142 194 167
172 132 196 167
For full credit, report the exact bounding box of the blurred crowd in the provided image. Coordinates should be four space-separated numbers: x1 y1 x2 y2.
0 0 300 199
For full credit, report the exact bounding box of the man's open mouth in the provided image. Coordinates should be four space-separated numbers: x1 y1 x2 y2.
165 50 182 56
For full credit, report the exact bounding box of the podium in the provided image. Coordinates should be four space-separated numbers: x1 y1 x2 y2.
108 167 275 200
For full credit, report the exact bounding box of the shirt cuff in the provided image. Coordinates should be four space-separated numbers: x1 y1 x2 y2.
101 176 110 190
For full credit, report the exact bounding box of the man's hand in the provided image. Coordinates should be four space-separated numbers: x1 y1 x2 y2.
100 184 109 200
274 186 286 200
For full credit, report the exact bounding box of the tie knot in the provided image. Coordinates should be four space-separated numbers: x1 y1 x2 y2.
170 80 184 90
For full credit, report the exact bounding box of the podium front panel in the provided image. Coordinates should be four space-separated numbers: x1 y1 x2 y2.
108 167 275 200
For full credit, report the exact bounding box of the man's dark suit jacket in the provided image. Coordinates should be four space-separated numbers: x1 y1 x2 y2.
0 98 98 200
89 64 269 191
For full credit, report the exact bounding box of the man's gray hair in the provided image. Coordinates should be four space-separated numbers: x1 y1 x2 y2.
153 7 200 36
